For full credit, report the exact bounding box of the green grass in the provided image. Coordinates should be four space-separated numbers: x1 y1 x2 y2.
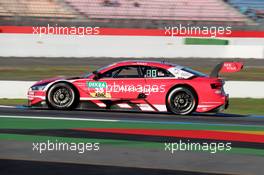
0 99 27 106
0 98 263 115
0 66 263 81
0 66 98 81
226 98 264 115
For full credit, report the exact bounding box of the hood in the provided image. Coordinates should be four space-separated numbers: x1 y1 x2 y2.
32 77 65 86
32 76 82 87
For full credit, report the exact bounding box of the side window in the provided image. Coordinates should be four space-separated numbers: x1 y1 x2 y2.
141 66 174 78
101 66 141 78
101 68 120 78
115 66 140 78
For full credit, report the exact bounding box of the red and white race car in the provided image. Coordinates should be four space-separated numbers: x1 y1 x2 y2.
28 60 243 115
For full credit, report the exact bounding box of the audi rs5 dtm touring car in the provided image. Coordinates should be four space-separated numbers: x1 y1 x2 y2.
28 61 243 115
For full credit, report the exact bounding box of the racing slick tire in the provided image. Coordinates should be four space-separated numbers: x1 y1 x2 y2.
167 86 197 115
46 82 79 110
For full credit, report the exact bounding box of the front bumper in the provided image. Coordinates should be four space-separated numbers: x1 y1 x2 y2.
27 90 46 107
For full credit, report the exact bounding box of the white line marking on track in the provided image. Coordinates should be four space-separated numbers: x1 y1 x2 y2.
0 115 119 122
0 105 16 108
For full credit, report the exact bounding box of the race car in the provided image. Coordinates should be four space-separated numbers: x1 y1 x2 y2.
28 60 243 115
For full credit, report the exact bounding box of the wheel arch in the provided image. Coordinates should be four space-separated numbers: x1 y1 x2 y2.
46 81 80 107
165 84 199 112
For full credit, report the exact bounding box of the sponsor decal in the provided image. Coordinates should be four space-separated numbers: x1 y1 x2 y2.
88 81 111 98
90 92 111 98
87 82 107 88
220 62 243 73
168 67 193 79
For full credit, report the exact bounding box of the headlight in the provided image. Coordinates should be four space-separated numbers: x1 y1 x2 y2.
31 84 47 91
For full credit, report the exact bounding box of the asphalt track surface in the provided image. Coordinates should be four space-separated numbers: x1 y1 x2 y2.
0 159 227 175
0 107 264 175
0 106 263 126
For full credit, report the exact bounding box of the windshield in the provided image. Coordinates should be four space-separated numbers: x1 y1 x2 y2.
83 63 116 78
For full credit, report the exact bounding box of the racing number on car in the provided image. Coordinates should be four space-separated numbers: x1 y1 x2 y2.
146 69 157 77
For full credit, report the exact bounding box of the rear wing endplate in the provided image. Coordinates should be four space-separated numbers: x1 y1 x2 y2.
210 62 244 77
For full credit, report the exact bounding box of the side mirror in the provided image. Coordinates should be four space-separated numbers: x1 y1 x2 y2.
93 71 102 80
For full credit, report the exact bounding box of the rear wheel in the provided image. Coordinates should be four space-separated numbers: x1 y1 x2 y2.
47 83 78 110
167 87 197 115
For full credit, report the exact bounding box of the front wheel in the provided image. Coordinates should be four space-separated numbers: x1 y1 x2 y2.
167 87 197 115
47 83 78 110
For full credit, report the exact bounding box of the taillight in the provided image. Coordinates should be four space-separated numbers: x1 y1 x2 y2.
211 82 222 89
211 80 225 95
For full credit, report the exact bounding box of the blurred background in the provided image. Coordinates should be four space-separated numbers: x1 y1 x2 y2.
0 0 264 29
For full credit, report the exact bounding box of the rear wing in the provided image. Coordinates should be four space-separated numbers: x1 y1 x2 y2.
210 62 244 78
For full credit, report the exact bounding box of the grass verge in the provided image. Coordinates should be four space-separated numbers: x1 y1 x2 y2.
0 99 27 106
225 98 264 115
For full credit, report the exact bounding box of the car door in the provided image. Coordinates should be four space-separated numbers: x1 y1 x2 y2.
140 66 175 111
86 65 146 100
